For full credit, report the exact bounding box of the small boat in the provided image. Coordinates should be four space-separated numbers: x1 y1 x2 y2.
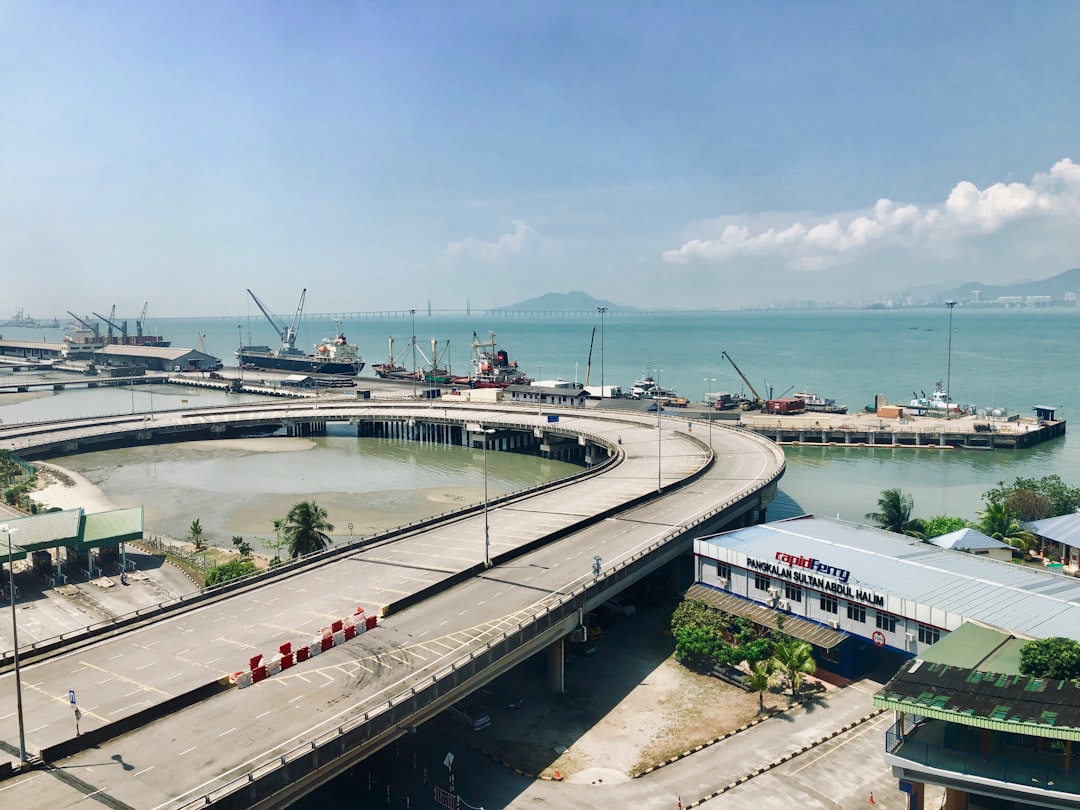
793 390 848 414
373 336 455 383
908 381 963 416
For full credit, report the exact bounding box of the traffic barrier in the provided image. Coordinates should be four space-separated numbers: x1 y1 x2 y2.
320 635 334 652
266 657 281 676
309 640 322 657
279 642 292 657
296 646 309 663
333 630 345 646
331 619 343 633
252 665 267 683
236 671 253 688
365 614 378 631
344 624 356 640
249 654 263 671
280 651 294 669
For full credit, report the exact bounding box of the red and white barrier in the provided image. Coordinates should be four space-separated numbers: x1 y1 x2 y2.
235 605 378 689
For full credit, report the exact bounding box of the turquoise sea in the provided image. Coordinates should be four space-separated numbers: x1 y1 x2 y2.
2 307 1077 528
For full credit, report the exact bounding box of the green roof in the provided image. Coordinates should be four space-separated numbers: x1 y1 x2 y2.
874 622 1080 742
0 507 143 552
79 507 144 548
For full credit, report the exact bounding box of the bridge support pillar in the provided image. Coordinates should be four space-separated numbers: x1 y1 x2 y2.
547 638 566 694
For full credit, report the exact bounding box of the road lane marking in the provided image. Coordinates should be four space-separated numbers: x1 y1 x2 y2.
178 747 197 756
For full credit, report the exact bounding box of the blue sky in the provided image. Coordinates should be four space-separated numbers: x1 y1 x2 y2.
3 1 1079 317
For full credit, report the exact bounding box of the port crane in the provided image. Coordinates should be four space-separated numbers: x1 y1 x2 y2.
721 351 765 410
583 324 596 387
246 288 306 352
136 302 148 338
66 311 101 339
93 307 129 341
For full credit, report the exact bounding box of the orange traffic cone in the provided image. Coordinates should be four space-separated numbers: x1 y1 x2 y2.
554 768 563 781
867 792 875 805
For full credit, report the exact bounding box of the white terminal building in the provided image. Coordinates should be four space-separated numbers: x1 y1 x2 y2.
692 516 1080 678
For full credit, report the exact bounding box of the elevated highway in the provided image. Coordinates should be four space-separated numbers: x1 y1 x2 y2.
0 399 784 808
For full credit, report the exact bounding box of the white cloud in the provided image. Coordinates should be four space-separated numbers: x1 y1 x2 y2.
443 220 538 264
662 158 1080 271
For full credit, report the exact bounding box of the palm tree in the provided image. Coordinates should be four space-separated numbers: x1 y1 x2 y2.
865 489 925 537
979 500 1037 553
283 501 334 558
772 639 817 697
189 518 206 552
744 659 780 711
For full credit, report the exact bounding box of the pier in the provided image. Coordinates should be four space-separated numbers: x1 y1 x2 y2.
736 410 1065 450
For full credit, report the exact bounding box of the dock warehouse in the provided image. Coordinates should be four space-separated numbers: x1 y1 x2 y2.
691 515 1080 679
92 344 222 371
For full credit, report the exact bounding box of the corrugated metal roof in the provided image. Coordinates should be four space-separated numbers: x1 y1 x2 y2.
685 583 847 650
1028 513 1080 547
95 345 214 360
0 509 83 550
930 528 1011 551
701 516 1080 642
80 507 143 548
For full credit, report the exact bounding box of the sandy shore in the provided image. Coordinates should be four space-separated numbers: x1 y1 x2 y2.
32 461 120 514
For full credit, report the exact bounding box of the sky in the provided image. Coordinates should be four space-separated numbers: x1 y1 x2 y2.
3 1 1080 317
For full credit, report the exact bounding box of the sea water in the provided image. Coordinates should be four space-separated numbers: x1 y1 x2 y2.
2 307 1077 534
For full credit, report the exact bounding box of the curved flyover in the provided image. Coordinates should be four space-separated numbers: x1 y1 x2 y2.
0 399 784 809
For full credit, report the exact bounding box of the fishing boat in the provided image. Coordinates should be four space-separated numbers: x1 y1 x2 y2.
793 390 848 414
371 335 413 380
464 331 529 388
908 381 964 416
237 289 364 376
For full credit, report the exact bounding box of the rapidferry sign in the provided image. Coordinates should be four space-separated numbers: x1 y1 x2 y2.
745 551 885 607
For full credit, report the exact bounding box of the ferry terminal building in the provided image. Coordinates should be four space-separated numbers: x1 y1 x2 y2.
692 516 1080 678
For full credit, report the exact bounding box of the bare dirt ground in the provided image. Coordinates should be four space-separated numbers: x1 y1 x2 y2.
454 594 804 784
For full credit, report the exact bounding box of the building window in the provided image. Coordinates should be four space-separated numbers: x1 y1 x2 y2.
754 573 770 592
875 612 897 633
846 602 866 623
819 594 838 614
918 625 940 645
716 562 731 581
784 582 802 602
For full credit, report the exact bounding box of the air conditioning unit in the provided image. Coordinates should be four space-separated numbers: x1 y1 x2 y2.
717 577 729 588
778 599 790 611
767 587 781 597
828 619 840 630
905 632 915 642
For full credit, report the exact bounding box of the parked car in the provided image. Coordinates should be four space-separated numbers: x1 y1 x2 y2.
448 701 491 731
602 596 636 617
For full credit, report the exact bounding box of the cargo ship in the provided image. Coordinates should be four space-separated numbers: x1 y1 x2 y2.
464 331 529 388
237 289 363 376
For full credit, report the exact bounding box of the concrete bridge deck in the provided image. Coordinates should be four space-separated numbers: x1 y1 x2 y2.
0 400 784 808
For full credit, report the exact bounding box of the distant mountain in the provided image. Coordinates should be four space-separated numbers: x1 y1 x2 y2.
495 291 634 312
939 267 1080 303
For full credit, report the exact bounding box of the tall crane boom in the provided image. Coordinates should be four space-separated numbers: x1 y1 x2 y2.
93 310 128 340
67 311 100 337
583 324 596 388
721 351 765 408
246 288 306 351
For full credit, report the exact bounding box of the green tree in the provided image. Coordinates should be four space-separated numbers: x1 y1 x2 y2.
984 475 1080 521
231 535 253 559
865 489 925 537
189 518 206 552
1018 637 1080 680
979 501 1037 552
772 639 817 697
205 558 259 587
673 623 727 670
282 501 334 558
921 515 972 539
744 659 780 711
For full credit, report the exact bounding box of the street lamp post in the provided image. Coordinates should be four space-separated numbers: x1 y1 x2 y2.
2 524 26 763
945 301 956 420
657 369 663 493
237 324 244 389
481 428 496 567
597 306 607 397
410 309 417 399
704 377 716 445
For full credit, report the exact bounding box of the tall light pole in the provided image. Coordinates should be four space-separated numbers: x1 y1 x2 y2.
2 524 26 763
704 377 716 445
410 309 417 399
481 428 496 567
945 301 956 420
657 369 663 493
597 306 607 397
237 324 243 390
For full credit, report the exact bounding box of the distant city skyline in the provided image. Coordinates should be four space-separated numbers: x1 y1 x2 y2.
3 2 1080 317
